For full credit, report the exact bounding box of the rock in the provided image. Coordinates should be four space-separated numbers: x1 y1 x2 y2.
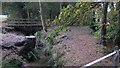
1 34 26 48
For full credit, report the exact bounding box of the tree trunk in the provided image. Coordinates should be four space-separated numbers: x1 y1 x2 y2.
101 2 108 46
39 1 47 32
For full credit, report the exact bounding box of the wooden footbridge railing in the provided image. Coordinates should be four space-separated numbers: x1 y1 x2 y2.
2 19 42 27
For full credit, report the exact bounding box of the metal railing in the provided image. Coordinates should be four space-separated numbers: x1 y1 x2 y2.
83 46 120 68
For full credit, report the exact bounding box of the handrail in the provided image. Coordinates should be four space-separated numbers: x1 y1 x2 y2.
83 48 120 67
83 51 116 67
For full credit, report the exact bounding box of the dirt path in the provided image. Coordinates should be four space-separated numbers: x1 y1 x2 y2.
56 26 112 66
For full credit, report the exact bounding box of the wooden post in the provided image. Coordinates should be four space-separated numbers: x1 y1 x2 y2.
113 46 119 68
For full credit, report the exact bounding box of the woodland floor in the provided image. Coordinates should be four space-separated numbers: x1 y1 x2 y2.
1 26 112 67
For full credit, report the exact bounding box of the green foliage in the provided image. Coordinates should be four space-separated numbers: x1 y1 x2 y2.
53 2 97 26
34 31 43 47
106 22 118 39
2 59 22 68
92 23 101 38
42 3 60 20
106 8 119 39
53 4 80 26
99 6 118 40
93 29 100 38
2 2 26 19
2 2 61 20
92 4 119 41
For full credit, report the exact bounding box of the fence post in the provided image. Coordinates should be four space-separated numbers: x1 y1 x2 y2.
113 46 119 68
